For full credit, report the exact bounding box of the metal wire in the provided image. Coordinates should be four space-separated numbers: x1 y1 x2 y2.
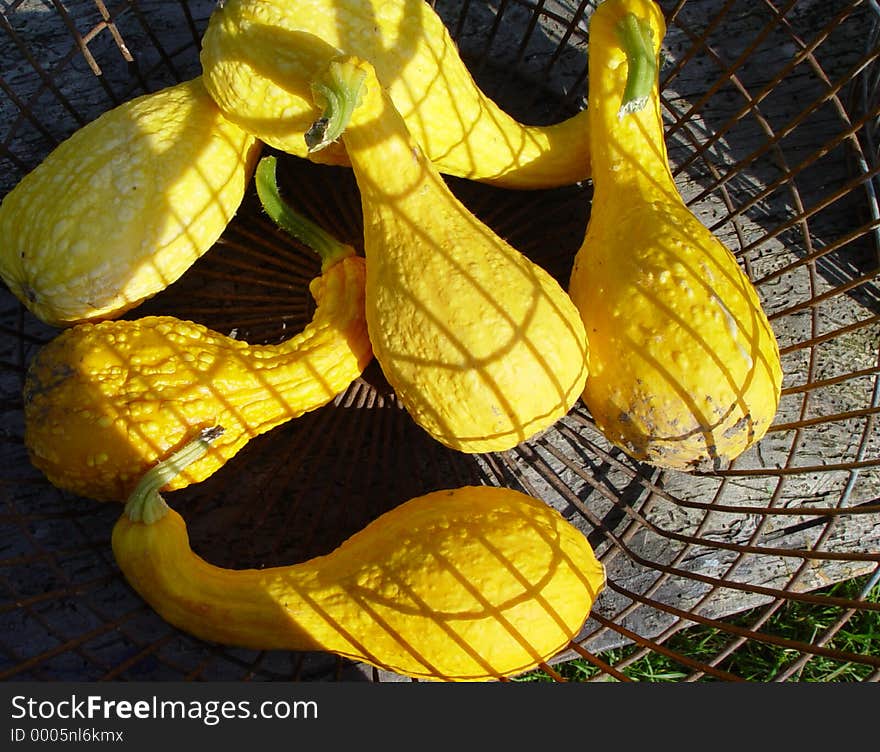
0 0 878 682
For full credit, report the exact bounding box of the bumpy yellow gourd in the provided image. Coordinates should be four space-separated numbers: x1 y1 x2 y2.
199 0 590 189
0 77 261 327
307 57 589 454
23 163 372 502
568 0 783 470
112 434 606 682
24 256 368 501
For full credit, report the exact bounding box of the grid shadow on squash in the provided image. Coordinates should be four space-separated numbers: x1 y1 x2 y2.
0 0 878 682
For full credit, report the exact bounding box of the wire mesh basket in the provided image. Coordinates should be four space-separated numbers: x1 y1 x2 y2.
1 0 878 682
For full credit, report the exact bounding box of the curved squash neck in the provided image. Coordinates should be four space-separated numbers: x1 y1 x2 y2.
245 256 365 369
588 2 677 202
590 84 678 202
118 434 357 655
339 68 442 202
205 258 366 432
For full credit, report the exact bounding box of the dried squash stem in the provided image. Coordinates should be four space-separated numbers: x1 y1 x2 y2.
616 12 658 116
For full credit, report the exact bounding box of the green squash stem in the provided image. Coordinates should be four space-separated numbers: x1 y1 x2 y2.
123 426 225 524
254 155 356 271
304 61 367 154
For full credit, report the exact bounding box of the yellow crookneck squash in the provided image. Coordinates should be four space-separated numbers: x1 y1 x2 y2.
199 0 590 189
0 77 261 327
112 430 606 682
23 157 372 501
306 57 589 454
568 0 783 471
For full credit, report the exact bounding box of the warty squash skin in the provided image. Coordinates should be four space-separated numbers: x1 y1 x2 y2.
567 0 783 471
0 77 261 327
23 252 370 502
199 0 590 189
112 440 606 682
307 57 590 454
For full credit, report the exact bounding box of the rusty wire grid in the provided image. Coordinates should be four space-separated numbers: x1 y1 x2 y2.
0 0 878 682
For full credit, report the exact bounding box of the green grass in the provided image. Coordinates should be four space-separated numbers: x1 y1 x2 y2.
517 574 880 682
